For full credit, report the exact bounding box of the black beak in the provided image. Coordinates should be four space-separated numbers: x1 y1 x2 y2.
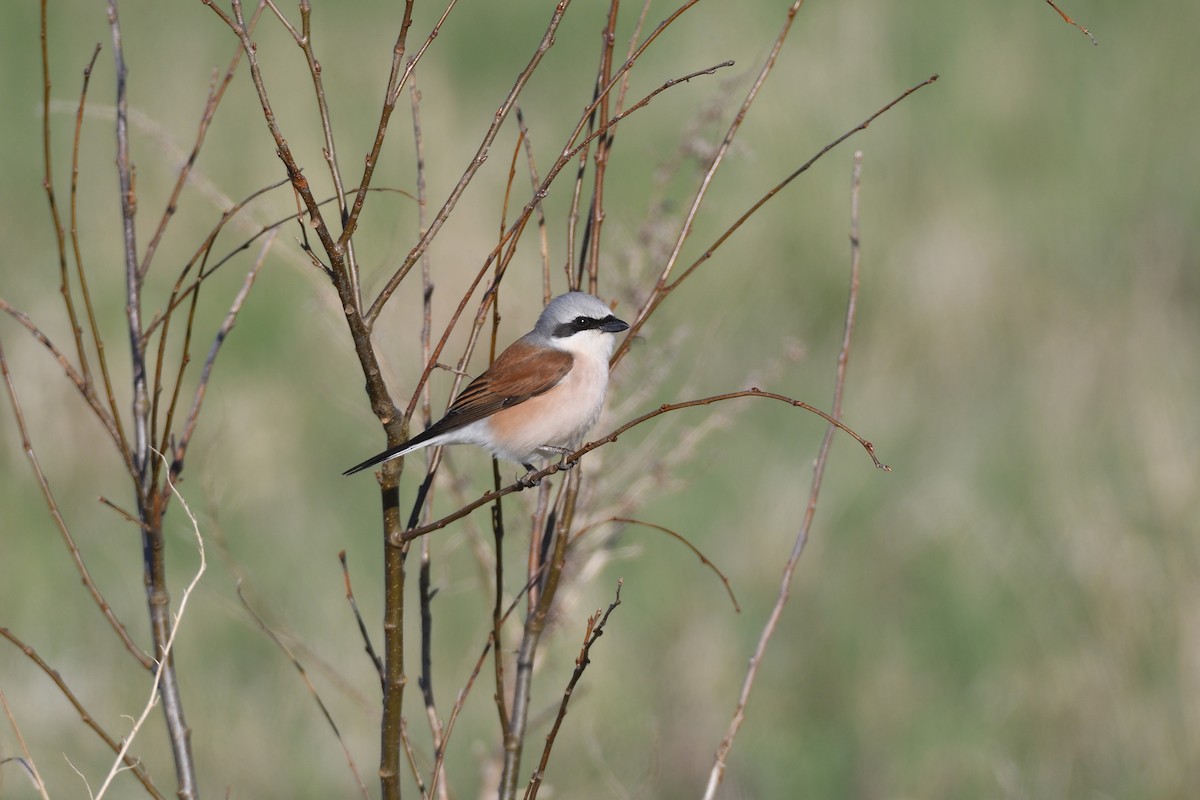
600 315 630 333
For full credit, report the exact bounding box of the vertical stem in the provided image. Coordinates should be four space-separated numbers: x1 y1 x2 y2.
381 483 408 800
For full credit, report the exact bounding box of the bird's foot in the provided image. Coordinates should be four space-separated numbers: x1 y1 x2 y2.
518 464 541 489
541 445 577 472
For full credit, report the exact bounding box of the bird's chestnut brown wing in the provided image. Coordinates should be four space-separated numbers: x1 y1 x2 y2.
436 341 573 429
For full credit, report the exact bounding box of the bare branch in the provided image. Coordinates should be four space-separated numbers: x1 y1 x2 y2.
0 628 163 799
0 298 124 452
170 228 276 478
613 70 938 365
400 387 888 544
572 517 739 612
0 686 51 800
1044 0 1097 44
0 337 151 666
340 551 385 690
365 0 574 325
611 0 806 368
524 582 623 800
95 451 205 800
139 3 262 280
702 152 868 798
237 581 370 799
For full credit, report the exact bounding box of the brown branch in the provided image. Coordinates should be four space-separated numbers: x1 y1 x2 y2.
365 0 574 325
1044 0 1097 45
40 5 92 394
0 298 124 452
68 43 132 475
397 718 429 799
0 338 151 667
399 387 887 544
428 563 552 800
265 0 366 305
340 551 384 692
523 581 623 800
138 3 261 280
142 178 328 338
572 517 739 612
580 1 620 293
664 75 937 293
107 4 196 795
701 151 868 798
237 583 369 799
170 229 274 478
0 627 162 799
613 70 938 365
500 472 579 799
514 108 553 303
0 686 50 800
202 0 348 312
611 0 806 368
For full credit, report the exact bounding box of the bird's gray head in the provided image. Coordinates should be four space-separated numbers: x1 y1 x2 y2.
532 291 630 354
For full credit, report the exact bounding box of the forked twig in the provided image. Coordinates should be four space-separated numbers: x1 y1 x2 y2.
94 452 205 800
701 152 868 798
523 582 623 800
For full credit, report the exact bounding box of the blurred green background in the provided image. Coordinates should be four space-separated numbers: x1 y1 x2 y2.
2 1 1196 798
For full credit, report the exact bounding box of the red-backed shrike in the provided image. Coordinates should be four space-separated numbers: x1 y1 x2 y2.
344 291 629 479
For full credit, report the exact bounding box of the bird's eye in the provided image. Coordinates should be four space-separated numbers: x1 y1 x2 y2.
575 316 590 325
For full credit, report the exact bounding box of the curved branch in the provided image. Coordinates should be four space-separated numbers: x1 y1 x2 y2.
0 628 162 799
398 387 887 543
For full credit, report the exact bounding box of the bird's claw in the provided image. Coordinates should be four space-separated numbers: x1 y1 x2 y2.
518 466 541 488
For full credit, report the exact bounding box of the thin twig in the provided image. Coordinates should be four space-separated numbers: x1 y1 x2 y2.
428 562 553 799
0 338 151 666
0 627 163 799
139 3 261 280
581 1 620 293
701 151 867 799
0 299 126 469
365 0 574 325
237 582 370 799
68 44 132 476
40 5 93 398
500 472 579 799
171 228 275 477
96 452 205 800
664 75 936 293
571 517 739 612
0 686 52 800
397 718 429 799
399 387 888 544
611 0 805 367
524 581 623 800
340 551 385 690
1044 0 1097 45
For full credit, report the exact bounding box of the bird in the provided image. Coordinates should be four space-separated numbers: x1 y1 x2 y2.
344 291 629 481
